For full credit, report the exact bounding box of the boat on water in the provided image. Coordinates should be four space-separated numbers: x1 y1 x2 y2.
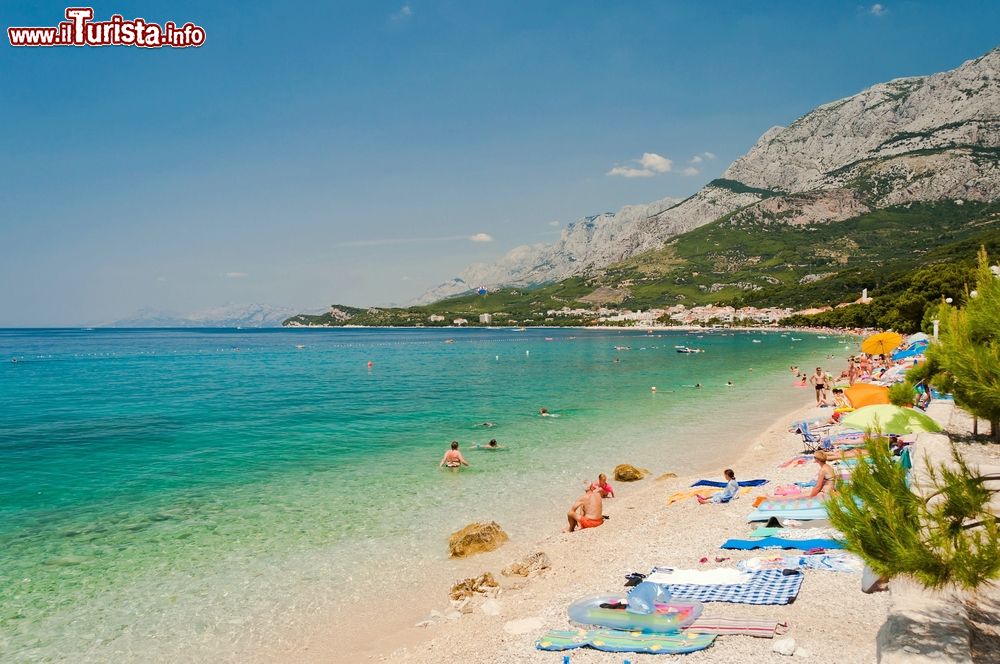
752 339 762 343
790 337 802 341
444 338 455 344
676 346 704 354
513 327 527 332
614 345 631 351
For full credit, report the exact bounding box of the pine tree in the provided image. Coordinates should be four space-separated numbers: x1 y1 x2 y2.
826 434 1000 590
915 248 1000 442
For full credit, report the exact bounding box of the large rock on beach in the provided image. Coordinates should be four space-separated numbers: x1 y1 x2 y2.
614 464 647 482
449 572 499 600
447 521 509 558
501 551 551 577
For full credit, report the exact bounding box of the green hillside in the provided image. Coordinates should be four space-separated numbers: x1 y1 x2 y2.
285 200 1000 327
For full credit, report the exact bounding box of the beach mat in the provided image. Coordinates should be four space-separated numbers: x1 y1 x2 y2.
536 629 716 654
720 536 843 551
746 507 828 522
666 486 752 505
689 615 790 638
737 553 863 573
757 497 824 511
690 479 769 488
652 569 803 605
749 526 840 540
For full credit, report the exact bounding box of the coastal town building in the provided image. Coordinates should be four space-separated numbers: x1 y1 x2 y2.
427 314 445 322
478 313 493 324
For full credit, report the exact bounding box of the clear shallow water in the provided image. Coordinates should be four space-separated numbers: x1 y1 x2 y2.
0 327 848 661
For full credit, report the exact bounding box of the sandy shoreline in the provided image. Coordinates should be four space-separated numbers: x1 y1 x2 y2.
269 368 891 663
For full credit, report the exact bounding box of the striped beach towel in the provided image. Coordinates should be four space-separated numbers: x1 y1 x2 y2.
688 615 790 638
737 553 863 573
654 569 804 605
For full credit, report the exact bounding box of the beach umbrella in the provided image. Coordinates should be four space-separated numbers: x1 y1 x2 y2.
840 404 942 435
907 332 930 344
892 344 927 361
844 384 891 409
861 332 903 357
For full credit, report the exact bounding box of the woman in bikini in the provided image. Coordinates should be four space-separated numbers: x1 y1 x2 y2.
808 450 837 498
439 441 470 469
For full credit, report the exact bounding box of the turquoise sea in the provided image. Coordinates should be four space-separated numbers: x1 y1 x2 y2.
0 327 849 661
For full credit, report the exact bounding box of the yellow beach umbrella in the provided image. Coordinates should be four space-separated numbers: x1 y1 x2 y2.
840 404 942 435
844 383 891 409
861 331 903 357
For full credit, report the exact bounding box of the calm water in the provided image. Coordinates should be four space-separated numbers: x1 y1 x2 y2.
0 327 847 661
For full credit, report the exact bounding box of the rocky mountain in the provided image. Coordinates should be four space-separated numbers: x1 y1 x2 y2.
419 46 1000 303
105 303 317 328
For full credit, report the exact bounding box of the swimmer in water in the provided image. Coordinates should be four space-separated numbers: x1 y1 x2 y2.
477 438 504 450
695 383 702 389
726 380 734 387
540 408 550 416
439 441 470 469
480 422 496 428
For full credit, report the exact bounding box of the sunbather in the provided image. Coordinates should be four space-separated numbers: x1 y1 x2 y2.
590 473 615 498
565 485 604 532
807 451 837 498
697 469 739 504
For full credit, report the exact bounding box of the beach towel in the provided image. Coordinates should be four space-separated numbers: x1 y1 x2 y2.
646 567 751 586
666 486 753 505
690 479 769 488
688 616 789 638
536 629 716 654
720 537 843 551
737 553 862 573
749 527 841 540
653 569 804 605
774 484 803 496
746 506 828 522
758 497 824 511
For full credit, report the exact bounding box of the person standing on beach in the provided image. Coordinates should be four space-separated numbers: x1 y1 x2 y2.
809 367 828 405
439 441 470 469
565 485 603 532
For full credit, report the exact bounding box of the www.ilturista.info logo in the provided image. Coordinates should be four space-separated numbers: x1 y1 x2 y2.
8 8 205 48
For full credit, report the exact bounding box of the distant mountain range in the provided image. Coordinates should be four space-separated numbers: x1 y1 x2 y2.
105 303 319 328
414 45 1000 304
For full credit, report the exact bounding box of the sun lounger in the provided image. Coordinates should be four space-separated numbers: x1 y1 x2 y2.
746 506 828 522
652 569 804 605
720 536 843 551
536 629 716 654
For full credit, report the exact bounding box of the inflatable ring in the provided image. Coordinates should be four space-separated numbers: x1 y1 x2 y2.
567 594 702 633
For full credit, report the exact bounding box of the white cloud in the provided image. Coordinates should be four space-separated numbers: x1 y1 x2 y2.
155 276 167 282
681 166 701 176
547 220 561 227
869 4 888 16
690 155 703 164
469 233 494 243
704 151 716 160
607 152 673 178
391 5 413 21
225 271 249 278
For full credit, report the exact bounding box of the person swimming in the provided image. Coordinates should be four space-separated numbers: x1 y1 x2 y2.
476 439 505 450
439 441 470 469
479 422 496 428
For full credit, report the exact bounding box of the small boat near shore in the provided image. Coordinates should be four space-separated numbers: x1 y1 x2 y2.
676 346 704 354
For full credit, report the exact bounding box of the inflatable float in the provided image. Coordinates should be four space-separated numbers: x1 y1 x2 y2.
567 583 703 633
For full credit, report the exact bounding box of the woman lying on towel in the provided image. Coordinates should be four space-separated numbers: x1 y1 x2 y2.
808 451 838 498
697 469 739 504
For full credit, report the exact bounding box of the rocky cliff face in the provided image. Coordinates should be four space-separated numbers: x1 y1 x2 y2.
420 46 1000 303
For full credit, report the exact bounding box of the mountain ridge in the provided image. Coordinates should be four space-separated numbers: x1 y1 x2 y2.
417 45 1000 303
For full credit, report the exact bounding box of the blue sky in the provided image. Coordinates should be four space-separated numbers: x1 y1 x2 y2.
2 1 998 325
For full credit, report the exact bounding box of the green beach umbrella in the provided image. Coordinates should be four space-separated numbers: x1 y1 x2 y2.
840 404 942 435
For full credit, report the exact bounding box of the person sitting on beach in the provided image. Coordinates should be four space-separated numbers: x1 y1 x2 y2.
808 451 837 498
589 473 615 498
831 388 849 409
696 469 739 504
565 485 604 532
439 441 470 468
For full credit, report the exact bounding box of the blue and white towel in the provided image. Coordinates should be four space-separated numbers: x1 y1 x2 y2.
737 553 862 573
721 536 844 551
653 569 804 605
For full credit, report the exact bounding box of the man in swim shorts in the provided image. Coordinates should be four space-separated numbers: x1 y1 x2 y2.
809 366 828 405
565 485 604 532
